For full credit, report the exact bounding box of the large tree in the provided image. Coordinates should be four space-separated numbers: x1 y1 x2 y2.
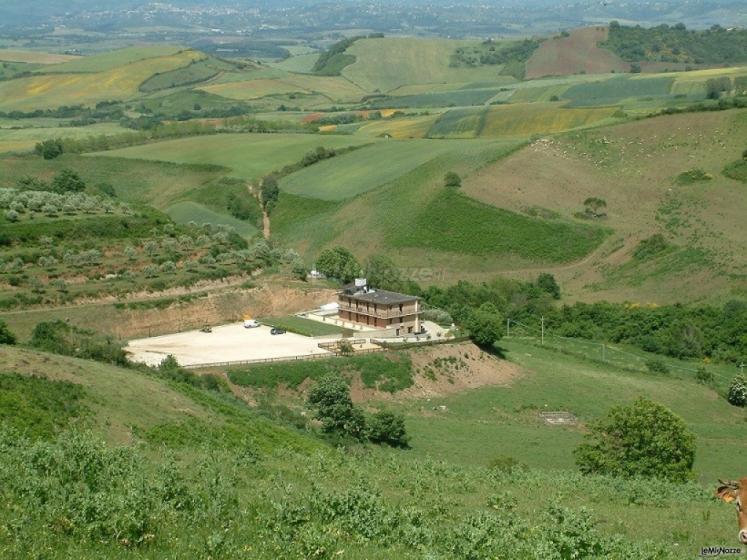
465 302 503 349
307 375 366 440
52 169 86 194
316 247 360 283
574 397 695 482
364 254 404 292
260 175 279 212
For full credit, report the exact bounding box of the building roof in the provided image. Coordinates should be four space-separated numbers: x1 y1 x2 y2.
340 287 419 305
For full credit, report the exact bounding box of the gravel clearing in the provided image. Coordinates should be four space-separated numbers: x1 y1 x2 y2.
126 323 335 367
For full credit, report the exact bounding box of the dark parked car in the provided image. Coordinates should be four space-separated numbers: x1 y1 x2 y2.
270 327 286 335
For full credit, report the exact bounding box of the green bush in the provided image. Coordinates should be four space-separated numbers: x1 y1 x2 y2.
444 171 462 188
536 273 560 299
695 365 714 385
674 168 712 185
29 320 128 365
367 410 409 448
307 374 367 440
574 397 696 482
488 455 526 473
645 358 670 374
34 139 64 160
0 319 16 345
727 376 747 407
51 169 86 194
156 355 229 393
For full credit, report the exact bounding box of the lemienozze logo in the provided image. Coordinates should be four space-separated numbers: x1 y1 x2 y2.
700 545 744 557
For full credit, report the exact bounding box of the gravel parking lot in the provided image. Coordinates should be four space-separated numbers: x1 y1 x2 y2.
126 323 334 367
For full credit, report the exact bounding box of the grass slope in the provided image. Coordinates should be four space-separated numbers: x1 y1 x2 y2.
279 139 462 200
389 188 608 262
402 337 746 482
165 201 259 238
0 346 315 450
93 133 374 182
462 108 747 302
2 345 739 557
274 137 611 274
342 38 506 92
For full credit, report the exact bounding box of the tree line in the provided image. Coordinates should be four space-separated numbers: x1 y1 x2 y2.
312 246 747 365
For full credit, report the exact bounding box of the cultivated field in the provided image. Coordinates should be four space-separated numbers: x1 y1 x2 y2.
479 103 619 137
0 50 205 110
427 107 486 138
0 49 79 64
0 123 129 154
92 133 374 181
525 26 629 78
280 139 474 200
38 45 184 73
342 37 507 92
355 114 438 138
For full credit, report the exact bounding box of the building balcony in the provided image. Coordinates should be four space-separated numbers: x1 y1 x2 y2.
339 303 419 320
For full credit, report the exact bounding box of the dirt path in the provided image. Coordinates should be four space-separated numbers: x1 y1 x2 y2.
247 181 271 239
262 209 271 239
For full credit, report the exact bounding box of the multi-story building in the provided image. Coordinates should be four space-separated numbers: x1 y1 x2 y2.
337 279 421 336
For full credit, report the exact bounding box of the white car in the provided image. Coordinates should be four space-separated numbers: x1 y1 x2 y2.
243 319 260 329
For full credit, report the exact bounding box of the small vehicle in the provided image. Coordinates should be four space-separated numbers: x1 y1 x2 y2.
243 319 260 329
200 325 212 333
270 327 286 335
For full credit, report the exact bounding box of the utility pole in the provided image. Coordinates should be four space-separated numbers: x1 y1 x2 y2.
740 362 746 375
506 318 510 338
601 343 606 362
541 316 544 345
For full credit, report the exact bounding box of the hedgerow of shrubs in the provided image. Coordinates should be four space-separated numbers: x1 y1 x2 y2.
29 320 128 366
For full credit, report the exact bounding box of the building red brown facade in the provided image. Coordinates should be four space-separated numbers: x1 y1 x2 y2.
337 282 421 335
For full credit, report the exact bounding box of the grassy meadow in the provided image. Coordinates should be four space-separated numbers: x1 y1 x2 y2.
93 133 374 182
280 139 468 200
0 342 742 558
0 122 129 154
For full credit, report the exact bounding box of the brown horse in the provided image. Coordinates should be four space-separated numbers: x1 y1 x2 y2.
716 479 747 544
